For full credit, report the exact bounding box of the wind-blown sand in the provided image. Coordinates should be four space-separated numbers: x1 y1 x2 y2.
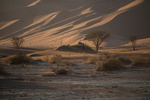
0 0 149 48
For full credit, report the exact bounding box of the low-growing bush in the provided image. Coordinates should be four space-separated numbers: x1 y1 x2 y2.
95 57 124 71
4 53 33 65
43 54 62 63
130 55 150 67
49 54 62 63
118 57 131 64
51 65 72 75
61 60 71 65
87 56 97 64
87 53 111 64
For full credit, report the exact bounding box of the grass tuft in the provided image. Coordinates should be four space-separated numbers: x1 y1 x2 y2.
95 57 124 71
51 65 72 75
42 54 62 63
118 57 131 64
130 55 150 67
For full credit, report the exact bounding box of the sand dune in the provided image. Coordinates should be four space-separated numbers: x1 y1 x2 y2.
0 0 149 48
27 0 41 7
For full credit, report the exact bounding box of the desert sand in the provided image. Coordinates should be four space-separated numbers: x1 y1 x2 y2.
0 0 149 48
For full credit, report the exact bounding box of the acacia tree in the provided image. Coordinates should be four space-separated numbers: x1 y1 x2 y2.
128 35 137 51
84 30 110 52
11 37 24 49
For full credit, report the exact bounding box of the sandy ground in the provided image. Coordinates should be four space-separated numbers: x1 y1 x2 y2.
0 47 150 100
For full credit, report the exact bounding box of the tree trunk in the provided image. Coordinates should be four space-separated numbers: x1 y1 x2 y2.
132 43 136 51
96 45 99 52
133 45 135 51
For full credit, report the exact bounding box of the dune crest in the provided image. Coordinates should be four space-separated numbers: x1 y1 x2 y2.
27 0 41 7
0 0 148 48
0 19 19 30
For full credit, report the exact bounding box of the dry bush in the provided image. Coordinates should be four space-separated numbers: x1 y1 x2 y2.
118 57 131 64
130 55 150 67
3 53 33 65
87 56 97 64
95 57 124 71
87 54 110 64
43 54 62 63
61 60 71 65
51 65 72 75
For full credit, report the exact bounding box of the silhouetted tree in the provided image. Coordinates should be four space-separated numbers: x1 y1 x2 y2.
84 30 110 52
11 37 24 49
128 35 137 51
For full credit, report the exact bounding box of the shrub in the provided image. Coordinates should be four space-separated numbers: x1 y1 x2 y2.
49 54 62 63
56 44 95 53
43 54 62 63
118 57 131 64
61 60 74 66
130 55 149 66
95 57 124 71
51 65 72 75
4 53 33 65
87 56 97 64
87 53 110 64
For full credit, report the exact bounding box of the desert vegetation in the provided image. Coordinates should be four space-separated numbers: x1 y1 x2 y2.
50 65 73 75
130 55 150 67
84 30 110 52
42 54 62 63
3 53 33 65
56 44 95 53
128 35 138 51
95 57 124 71
11 37 24 49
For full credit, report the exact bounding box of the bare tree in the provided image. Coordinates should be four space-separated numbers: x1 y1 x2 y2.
128 35 137 51
11 37 24 49
84 30 110 52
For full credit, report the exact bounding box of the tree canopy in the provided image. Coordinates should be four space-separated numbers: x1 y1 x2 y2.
84 30 110 52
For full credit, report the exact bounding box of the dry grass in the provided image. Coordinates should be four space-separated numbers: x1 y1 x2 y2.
87 56 97 64
3 53 33 65
118 56 131 64
130 55 150 67
51 65 73 75
61 60 71 65
87 53 112 64
42 54 62 63
95 57 124 71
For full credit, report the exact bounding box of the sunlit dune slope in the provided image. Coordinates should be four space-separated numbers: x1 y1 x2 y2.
0 0 149 48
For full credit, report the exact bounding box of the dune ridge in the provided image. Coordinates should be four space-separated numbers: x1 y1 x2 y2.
0 0 147 48
27 0 41 7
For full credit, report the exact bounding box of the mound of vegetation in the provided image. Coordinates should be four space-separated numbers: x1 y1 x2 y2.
4 53 33 65
130 55 150 67
56 44 95 53
92 54 125 71
42 54 62 64
95 57 125 71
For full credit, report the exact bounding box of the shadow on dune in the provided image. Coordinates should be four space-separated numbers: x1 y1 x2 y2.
0 0 134 41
